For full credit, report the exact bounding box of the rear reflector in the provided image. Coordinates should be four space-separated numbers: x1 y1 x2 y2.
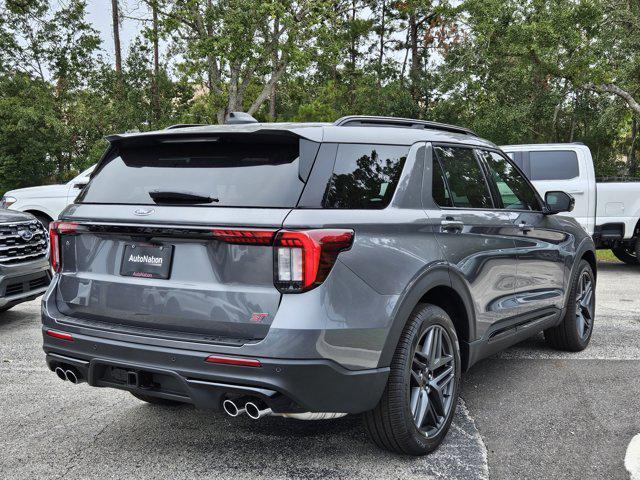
210 229 276 245
46 330 74 342
205 355 262 367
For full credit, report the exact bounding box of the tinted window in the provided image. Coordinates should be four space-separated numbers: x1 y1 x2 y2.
480 150 540 211
78 140 304 207
432 157 452 207
323 144 408 209
529 151 579 180
433 146 493 209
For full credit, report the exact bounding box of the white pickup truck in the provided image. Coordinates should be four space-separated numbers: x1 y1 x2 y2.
501 143 640 264
0 165 95 228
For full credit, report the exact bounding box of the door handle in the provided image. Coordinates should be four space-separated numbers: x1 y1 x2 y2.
441 219 464 233
518 222 534 233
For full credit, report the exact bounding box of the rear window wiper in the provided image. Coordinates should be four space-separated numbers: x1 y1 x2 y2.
148 190 219 204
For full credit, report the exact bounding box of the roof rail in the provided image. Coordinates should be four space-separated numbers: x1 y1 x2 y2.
165 124 208 130
334 115 477 136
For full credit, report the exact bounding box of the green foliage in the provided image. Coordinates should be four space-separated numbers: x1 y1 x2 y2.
1 0 639 196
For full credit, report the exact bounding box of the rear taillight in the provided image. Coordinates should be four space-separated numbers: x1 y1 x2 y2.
49 221 78 272
210 228 276 245
273 229 354 293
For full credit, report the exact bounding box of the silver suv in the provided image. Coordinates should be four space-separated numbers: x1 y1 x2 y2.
41 116 596 455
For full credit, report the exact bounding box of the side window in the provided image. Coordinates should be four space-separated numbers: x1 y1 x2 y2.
432 157 452 207
529 151 579 181
323 144 408 209
480 150 540 211
433 146 493 209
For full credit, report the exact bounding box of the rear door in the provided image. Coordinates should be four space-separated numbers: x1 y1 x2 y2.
424 144 519 339
55 134 316 343
477 149 567 318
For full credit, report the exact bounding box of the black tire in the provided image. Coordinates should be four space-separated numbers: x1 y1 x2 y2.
363 303 461 455
130 392 186 407
544 260 596 351
611 247 638 265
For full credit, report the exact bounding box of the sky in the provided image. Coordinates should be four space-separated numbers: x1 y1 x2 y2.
85 0 149 64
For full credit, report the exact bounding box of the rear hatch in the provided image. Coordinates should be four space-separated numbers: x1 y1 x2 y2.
53 131 319 344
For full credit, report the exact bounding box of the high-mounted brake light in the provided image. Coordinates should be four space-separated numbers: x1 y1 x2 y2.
273 229 354 293
210 229 276 245
49 221 79 272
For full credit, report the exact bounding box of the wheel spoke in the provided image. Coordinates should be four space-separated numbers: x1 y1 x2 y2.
428 328 441 369
410 369 421 385
412 389 429 428
421 329 434 357
576 311 585 335
432 365 454 386
412 356 426 371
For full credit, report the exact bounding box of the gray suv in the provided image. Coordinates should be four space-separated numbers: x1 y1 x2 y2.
41 116 596 455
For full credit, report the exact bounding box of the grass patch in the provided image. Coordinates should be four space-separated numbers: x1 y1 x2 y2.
596 249 621 263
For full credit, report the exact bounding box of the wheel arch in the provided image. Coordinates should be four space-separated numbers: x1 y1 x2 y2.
378 266 476 371
23 209 54 222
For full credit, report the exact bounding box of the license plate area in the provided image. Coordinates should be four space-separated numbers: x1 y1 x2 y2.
120 243 174 279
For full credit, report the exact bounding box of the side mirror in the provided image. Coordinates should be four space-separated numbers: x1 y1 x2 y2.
73 180 88 189
544 191 575 214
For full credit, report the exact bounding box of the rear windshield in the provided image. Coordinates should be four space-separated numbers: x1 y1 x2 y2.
78 139 304 207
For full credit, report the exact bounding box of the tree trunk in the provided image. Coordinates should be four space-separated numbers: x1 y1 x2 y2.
151 0 160 123
630 116 638 176
409 12 420 106
111 0 122 75
377 0 385 89
269 17 280 121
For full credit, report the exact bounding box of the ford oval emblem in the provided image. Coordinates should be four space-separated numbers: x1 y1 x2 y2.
133 208 155 216
18 229 34 241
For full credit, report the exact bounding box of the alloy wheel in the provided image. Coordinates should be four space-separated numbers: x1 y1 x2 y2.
575 271 595 340
409 324 456 438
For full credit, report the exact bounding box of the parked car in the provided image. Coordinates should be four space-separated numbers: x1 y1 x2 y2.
0 209 51 312
41 116 596 455
501 143 640 264
0 165 95 228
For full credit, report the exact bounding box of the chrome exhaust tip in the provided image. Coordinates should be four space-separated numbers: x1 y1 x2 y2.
54 367 67 382
245 401 272 420
65 369 79 384
222 399 246 417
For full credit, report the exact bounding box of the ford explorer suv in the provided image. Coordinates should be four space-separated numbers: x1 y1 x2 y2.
0 209 51 312
41 115 596 455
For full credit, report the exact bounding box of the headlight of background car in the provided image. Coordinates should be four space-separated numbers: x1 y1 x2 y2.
0 196 17 208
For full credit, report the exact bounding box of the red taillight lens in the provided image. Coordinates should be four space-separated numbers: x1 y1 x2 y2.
49 221 78 272
210 229 276 245
273 229 354 293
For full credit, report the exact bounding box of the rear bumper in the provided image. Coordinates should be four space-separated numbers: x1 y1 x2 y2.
43 327 389 413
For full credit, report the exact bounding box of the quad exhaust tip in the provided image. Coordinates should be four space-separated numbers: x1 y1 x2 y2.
222 399 246 417
245 401 272 420
65 369 79 384
54 367 67 381
54 365 82 384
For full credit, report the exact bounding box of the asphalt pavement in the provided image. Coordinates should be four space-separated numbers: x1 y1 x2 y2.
0 261 638 479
